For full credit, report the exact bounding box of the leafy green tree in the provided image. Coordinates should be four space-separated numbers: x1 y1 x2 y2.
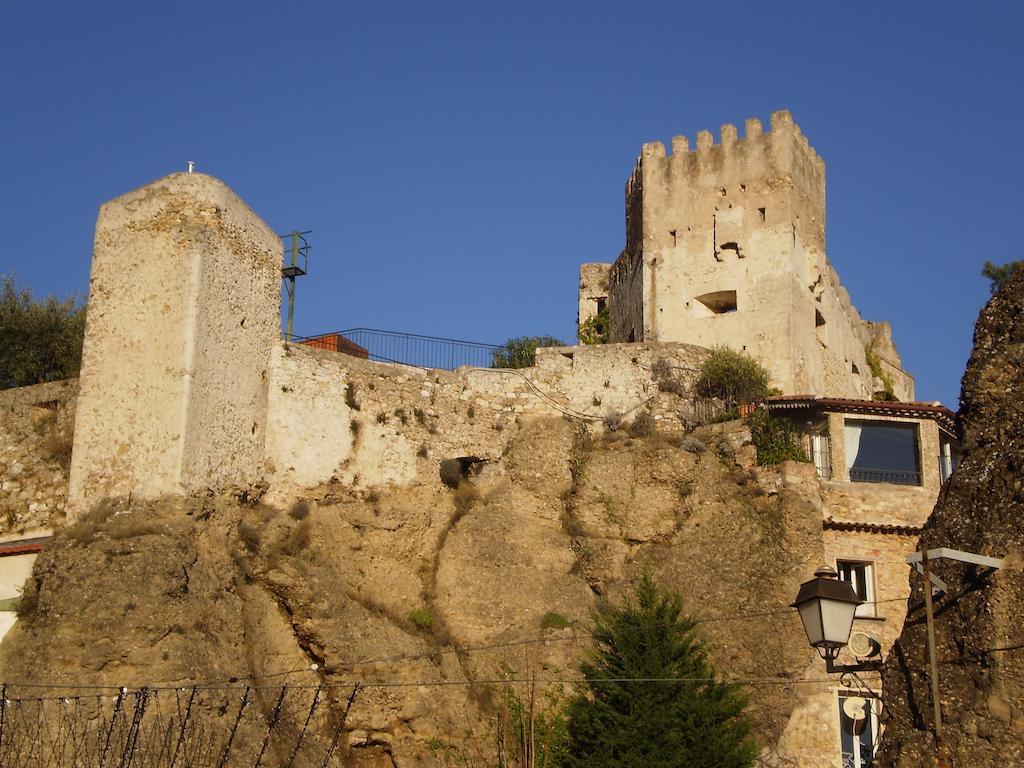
562 574 757 768
981 260 1024 295
578 306 610 345
695 346 771 406
0 276 86 390
492 336 566 369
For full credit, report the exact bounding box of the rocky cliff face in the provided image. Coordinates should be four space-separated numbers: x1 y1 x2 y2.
0 417 827 766
876 273 1024 767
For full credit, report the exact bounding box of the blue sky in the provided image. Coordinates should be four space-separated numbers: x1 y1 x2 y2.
2 1 1021 407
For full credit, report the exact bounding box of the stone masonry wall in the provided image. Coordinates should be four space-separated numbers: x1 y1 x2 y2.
577 262 610 331
0 380 77 536
264 340 709 496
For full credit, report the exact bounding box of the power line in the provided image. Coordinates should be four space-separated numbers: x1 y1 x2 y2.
1 598 920 691
5 640 1021 700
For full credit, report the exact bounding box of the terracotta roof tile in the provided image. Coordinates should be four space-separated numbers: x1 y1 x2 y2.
823 518 922 536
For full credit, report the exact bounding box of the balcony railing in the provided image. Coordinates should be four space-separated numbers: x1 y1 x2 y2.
849 467 921 486
290 328 500 370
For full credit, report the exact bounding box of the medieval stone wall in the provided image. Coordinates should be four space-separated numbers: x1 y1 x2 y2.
577 263 610 328
263 341 709 496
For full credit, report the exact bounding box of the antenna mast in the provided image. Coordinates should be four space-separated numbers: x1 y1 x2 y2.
279 230 311 341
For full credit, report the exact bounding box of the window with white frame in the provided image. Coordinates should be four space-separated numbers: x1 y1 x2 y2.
812 433 832 480
838 694 878 768
837 560 876 618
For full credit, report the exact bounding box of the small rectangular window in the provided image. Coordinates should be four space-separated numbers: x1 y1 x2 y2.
837 560 876 617
812 434 832 480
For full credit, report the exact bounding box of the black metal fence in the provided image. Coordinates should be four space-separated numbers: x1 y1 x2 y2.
849 467 921 486
0 683 358 768
292 328 499 370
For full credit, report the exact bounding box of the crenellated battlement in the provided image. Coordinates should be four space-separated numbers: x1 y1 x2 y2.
626 110 825 208
641 110 821 165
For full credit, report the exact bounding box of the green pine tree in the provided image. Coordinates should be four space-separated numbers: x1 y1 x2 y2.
562 574 757 768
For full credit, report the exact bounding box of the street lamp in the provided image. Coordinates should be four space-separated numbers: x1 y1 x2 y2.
791 566 881 673
794 548 1006 761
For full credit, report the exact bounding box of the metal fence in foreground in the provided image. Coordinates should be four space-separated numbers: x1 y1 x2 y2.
0 683 359 768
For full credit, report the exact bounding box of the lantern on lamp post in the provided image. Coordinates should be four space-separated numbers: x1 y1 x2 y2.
792 566 879 673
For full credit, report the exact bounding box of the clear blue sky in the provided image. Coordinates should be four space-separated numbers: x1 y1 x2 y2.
2 1 1021 407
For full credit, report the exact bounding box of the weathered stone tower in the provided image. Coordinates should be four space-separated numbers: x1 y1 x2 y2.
580 110 913 400
68 173 281 513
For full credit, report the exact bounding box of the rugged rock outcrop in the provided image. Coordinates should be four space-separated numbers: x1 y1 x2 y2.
0 417 828 766
876 273 1024 766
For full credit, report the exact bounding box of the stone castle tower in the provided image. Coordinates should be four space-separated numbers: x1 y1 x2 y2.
579 110 914 401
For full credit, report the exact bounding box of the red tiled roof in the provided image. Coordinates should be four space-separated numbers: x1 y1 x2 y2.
766 395 956 432
823 518 922 536
297 333 369 359
0 536 52 557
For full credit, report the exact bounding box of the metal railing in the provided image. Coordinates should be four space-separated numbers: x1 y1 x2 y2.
849 467 922 486
290 328 499 370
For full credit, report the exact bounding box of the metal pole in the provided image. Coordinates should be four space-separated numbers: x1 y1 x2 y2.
921 550 944 763
286 231 298 341
320 684 361 768
285 684 321 768
99 689 126 768
253 685 288 768
119 687 149 768
216 687 250 768
168 686 196 768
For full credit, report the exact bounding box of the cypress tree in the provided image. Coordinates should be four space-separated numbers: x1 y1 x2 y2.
563 574 757 768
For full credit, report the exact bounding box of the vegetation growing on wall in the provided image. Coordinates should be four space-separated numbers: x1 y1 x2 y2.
492 336 566 369
694 346 770 406
651 357 688 396
747 409 809 466
864 346 896 401
981 259 1024 295
562 574 757 767
578 306 610 345
0 275 85 390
